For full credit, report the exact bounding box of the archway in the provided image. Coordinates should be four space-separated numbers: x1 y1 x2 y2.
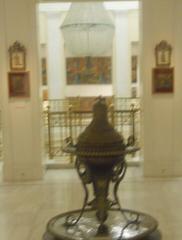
37 1 142 171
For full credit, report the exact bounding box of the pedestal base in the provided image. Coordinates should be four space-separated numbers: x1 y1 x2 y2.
44 209 160 240
43 230 161 240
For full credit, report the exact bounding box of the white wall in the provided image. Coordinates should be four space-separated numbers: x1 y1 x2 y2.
66 85 113 97
0 0 43 181
113 9 139 97
128 10 139 42
47 12 66 99
39 12 47 45
141 0 182 177
113 12 131 97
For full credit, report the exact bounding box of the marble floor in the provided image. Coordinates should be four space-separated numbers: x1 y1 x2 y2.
0 166 181 240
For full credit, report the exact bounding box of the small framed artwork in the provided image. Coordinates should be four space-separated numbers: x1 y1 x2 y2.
155 41 172 67
131 55 138 83
8 71 30 98
152 68 174 93
41 58 47 86
9 41 26 71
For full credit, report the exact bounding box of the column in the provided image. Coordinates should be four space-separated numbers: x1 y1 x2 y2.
0 0 43 181
141 0 182 177
113 12 131 97
47 12 66 99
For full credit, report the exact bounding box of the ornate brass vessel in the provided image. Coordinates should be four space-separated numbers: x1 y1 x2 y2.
75 98 126 232
44 98 159 240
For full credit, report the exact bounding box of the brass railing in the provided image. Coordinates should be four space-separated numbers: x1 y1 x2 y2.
43 101 140 162
113 97 140 110
43 97 140 112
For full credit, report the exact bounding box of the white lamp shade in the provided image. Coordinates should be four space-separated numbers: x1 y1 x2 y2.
61 2 115 57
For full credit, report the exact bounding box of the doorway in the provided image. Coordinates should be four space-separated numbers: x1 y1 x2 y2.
37 1 141 169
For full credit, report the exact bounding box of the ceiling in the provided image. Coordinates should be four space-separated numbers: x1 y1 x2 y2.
39 1 139 12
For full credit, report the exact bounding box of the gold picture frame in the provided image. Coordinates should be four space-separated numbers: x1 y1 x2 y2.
131 55 137 83
155 40 172 67
9 41 26 71
8 71 30 98
152 68 174 93
41 57 47 86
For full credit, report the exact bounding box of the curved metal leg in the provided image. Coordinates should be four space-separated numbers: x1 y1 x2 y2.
111 160 141 239
64 158 91 226
119 213 141 239
112 160 128 221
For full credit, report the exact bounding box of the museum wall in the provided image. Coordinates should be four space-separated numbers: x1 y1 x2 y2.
141 0 182 177
0 0 44 181
39 8 139 99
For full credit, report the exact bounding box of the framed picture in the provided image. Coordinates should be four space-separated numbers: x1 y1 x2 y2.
9 41 26 70
8 71 30 98
131 55 137 83
152 68 174 93
41 58 47 86
155 41 172 67
66 57 111 84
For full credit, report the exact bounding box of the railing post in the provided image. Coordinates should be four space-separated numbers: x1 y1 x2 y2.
130 104 135 146
109 104 115 127
111 95 114 108
77 96 81 111
47 105 53 159
68 105 74 163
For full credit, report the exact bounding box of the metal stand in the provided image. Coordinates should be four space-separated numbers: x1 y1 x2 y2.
44 157 159 240
43 230 161 240
64 158 142 235
44 209 159 240
44 100 159 240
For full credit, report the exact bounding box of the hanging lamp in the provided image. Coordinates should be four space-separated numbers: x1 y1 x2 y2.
61 2 115 57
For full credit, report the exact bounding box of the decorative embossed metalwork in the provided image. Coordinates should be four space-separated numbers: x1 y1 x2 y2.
45 209 159 240
63 98 141 235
